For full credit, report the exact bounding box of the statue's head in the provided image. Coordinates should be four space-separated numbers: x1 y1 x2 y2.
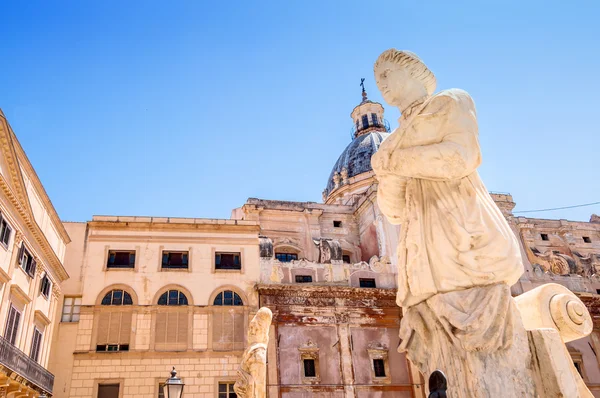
248 307 273 344
374 49 436 109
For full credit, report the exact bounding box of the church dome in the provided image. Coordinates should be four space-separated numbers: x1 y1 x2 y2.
324 130 389 197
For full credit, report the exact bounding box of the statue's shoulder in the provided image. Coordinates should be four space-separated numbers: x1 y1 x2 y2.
426 89 476 115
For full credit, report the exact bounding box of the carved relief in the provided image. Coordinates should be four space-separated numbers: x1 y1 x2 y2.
258 236 273 259
340 167 349 185
314 239 342 263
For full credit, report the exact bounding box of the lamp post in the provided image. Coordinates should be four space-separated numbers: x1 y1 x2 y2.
428 370 447 398
165 367 185 398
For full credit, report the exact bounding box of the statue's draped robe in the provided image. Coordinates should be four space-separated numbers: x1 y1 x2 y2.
372 89 523 309
373 89 537 397
234 343 267 398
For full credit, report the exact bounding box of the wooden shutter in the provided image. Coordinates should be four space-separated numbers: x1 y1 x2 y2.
155 312 167 346
97 312 131 346
4 307 18 344
27 259 36 278
155 311 186 351
96 312 111 345
213 310 225 350
30 329 42 362
213 309 244 351
119 313 131 345
17 244 24 264
177 312 188 349
233 312 245 350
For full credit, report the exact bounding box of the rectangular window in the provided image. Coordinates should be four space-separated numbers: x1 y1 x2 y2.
96 344 129 352
275 253 298 262
162 251 189 269
583 236 592 243
303 359 316 377
4 305 21 345
30 328 43 362
107 250 136 268
342 255 351 264
218 382 237 398
574 361 583 376
0 215 12 247
97 384 120 398
373 359 386 377
40 274 51 298
541 234 549 241
61 297 82 322
333 220 342 228
215 252 241 270
371 113 379 126
359 278 377 288
18 244 36 277
295 275 312 283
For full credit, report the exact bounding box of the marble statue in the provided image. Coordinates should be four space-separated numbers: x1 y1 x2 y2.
234 307 273 398
371 49 593 397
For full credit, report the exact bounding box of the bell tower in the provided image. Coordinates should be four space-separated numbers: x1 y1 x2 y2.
350 79 388 138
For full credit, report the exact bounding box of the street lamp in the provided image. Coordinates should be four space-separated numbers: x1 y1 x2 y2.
165 367 185 398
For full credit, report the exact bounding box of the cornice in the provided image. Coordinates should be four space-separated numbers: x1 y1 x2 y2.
256 283 396 300
0 175 69 281
88 220 260 234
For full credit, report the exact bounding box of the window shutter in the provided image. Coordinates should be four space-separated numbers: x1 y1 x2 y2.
3 224 11 245
4 307 16 344
119 312 132 345
96 312 111 345
10 310 20 345
165 313 178 344
177 312 188 348
155 312 167 346
30 329 42 362
28 259 36 278
233 312 245 350
107 312 122 344
213 311 225 350
17 244 24 264
222 311 234 350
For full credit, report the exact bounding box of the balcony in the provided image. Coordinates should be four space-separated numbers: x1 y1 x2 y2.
0 335 54 393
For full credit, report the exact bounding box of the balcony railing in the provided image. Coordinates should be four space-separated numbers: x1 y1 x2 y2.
351 119 391 138
0 334 54 393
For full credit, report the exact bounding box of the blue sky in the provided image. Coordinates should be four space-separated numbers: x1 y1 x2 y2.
1 1 598 222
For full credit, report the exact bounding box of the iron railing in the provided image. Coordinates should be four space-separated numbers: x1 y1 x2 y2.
0 334 54 393
351 119 391 138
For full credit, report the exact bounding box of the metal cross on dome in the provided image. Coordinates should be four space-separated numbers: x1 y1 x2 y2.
360 78 366 93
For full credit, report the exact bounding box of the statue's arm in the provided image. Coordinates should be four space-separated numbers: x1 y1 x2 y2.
376 93 481 181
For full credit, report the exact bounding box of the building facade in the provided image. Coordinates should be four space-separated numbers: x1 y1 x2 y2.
2 88 600 398
0 111 70 397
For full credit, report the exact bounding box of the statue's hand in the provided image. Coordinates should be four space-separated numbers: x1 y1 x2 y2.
371 149 389 175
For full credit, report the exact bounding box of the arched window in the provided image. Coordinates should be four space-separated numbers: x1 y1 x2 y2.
96 289 134 352
213 290 243 306
212 290 245 351
101 289 133 305
155 289 189 351
157 290 188 306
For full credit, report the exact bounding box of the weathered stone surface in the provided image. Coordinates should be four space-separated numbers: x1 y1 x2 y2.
235 307 273 398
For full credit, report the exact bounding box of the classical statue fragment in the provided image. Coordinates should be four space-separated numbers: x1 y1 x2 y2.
234 307 273 398
371 49 593 397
